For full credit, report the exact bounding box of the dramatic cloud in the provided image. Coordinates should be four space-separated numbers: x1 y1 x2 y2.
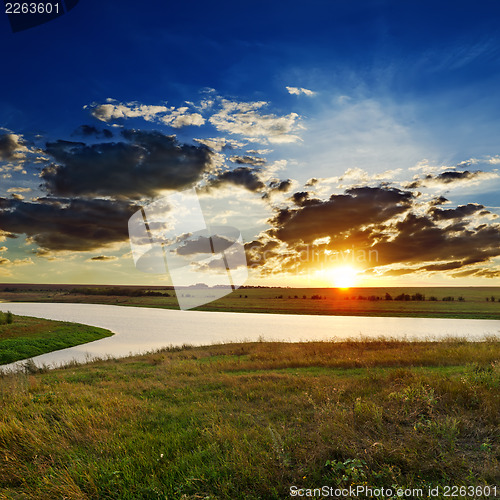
246 184 500 279
371 213 500 268
268 179 293 193
430 203 489 221
209 166 265 192
270 187 415 244
407 170 499 188
230 155 266 166
0 197 139 251
73 125 113 139
2 90 499 284
41 131 213 199
0 132 28 161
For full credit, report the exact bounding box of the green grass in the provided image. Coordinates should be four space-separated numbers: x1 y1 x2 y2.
1 339 498 499
0 315 113 364
3 285 500 319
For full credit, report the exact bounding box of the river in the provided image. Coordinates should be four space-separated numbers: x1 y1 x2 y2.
1 302 499 371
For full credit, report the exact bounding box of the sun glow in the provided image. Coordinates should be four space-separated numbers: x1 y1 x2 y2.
326 265 359 289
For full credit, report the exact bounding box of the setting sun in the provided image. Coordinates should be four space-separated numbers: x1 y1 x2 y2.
327 265 359 289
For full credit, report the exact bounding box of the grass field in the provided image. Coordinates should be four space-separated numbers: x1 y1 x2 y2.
2 285 500 319
1 339 498 499
0 314 113 364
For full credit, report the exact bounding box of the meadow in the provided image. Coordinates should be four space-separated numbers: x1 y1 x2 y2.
0 313 113 364
2 285 500 319
0 339 498 499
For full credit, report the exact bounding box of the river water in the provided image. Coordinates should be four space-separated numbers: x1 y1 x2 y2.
1 302 499 371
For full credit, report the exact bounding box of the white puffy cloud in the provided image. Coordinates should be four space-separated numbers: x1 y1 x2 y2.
286 86 316 96
158 107 205 128
86 94 305 143
337 167 403 187
87 101 205 128
209 99 303 144
90 103 168 122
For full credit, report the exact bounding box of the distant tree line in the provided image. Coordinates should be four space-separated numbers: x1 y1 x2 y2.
246 293 476 302
349 293 466 302
69 287 171 297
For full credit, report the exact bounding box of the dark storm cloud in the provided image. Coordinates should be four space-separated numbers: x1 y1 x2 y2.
417 261 464 272
0 133 23 161
268 179 292 193
230 155 266 166
73 125 113 139
370 213 500 267
89 255 118 261
41 130 213 199
429 196 449 206
406 170 495 188
210 166 265 192
434 171 478 183
289 191 322 207
271 186 414 244
430 203 488 221
0 197 138 251
305 178 318 187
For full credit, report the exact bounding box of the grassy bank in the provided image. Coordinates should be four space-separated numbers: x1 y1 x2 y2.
1 339 498 499
0 314 113 364
2 285 500 319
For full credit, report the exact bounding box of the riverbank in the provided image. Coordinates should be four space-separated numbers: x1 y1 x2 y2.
0 313 113 364
1 339 498 499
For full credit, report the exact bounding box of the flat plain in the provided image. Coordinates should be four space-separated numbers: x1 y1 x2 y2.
2 284 500 319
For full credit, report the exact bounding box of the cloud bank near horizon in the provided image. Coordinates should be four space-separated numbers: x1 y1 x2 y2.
1 92 500 283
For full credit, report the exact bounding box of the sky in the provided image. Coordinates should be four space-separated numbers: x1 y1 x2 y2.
1 0 500 287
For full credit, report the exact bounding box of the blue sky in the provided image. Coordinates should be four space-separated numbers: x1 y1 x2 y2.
1 0 500 286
